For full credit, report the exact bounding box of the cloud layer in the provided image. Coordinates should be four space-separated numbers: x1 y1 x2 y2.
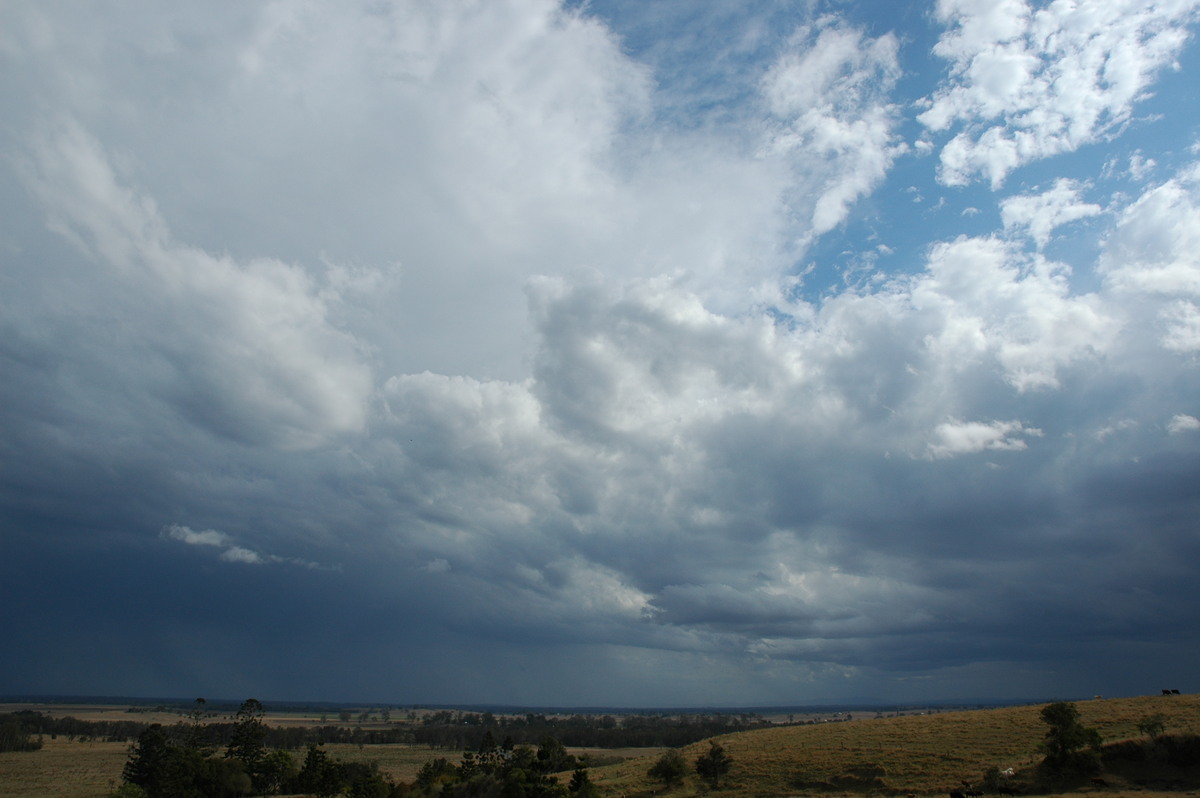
2 0 1199 705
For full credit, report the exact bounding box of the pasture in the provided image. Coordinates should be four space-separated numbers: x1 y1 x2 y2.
1 694 1198 797
587 694 1200 797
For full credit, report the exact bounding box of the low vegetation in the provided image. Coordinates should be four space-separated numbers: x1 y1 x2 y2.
587 694 1200 797
0 693 1197 797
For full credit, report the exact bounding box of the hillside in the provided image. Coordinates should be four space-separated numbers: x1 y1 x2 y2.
588 695 1200 797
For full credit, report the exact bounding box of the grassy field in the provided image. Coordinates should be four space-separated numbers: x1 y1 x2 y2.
589 694 1200 797
0 737 129 798
2 695 1198 797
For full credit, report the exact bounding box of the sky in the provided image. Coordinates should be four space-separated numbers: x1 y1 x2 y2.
2 0 1200 708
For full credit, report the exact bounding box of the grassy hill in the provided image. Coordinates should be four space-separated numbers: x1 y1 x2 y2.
588 695 1200 797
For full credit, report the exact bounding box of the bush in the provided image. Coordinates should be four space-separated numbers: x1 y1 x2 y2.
1039 702 1101 774
695 741 733 788
1137 714 1167 740
106 786 147 798
0 715 42 752
648 749 689 786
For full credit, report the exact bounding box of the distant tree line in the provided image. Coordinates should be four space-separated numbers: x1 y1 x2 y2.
117 698 403 797
0 712 44 752
110 699 604 798
408 731 598 798
2 709 146 744
5 706 768 751
411 710 768 749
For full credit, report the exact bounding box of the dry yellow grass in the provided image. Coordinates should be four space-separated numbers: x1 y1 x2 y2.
0 737 129 798
3 696 1198 797
590 695 1200 797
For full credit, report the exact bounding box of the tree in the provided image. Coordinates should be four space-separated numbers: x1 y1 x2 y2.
536 734 576 774
568 766 600 798
106 785 148 798
415 756 457 791
0 714 41 753
695 740 733 788
1137 714 1167 739
185 698 214 755
122 725 179 797
258 749 297 795
648 749 689 786
1040 702 1102 773
226 698 268 791
297 744 342 798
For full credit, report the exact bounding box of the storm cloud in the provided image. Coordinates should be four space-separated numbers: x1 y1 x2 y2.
2 0 1199 706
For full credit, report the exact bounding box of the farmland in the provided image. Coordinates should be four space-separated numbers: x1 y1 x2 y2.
1 694 1198 797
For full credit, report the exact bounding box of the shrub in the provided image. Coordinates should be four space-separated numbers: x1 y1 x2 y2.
1137 714 1167 740
695 741 734 788
1039 702 1102 775
648 749 689 786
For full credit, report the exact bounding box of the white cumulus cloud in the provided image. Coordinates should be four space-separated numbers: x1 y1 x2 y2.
1168 413 1200 433
921 0 1200 187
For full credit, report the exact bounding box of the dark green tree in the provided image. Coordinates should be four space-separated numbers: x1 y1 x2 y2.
123 725 176 797
258 749 298 795
568 765 600 798
226 698 268 791
1040 702 1102 773
190 754 252 797
415 756 458 791
297 744 343 798
536 734 576 773
105 785 148 798
695 740 733 788
0 714 41 753
648 749 689 786
185 698 214 754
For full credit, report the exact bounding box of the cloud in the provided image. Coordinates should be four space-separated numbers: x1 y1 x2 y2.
163 525 233 549
1001 179 1102 248
3 1 1200 706
1101 163 1200 297
913 235 1115 391
1168 414 1200 434
921 0 1200 187
18 119 373 449
1098 163 1200 352
927 418 1040 458
762 19 906 242
162 525 321 569
163 525 264 565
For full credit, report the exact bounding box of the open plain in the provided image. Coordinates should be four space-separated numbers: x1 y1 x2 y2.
2 695 1198 797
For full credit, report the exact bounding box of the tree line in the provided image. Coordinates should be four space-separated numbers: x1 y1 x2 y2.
2 706 768 751
410 710 768 749
111 699 613 798
1 709 147 746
